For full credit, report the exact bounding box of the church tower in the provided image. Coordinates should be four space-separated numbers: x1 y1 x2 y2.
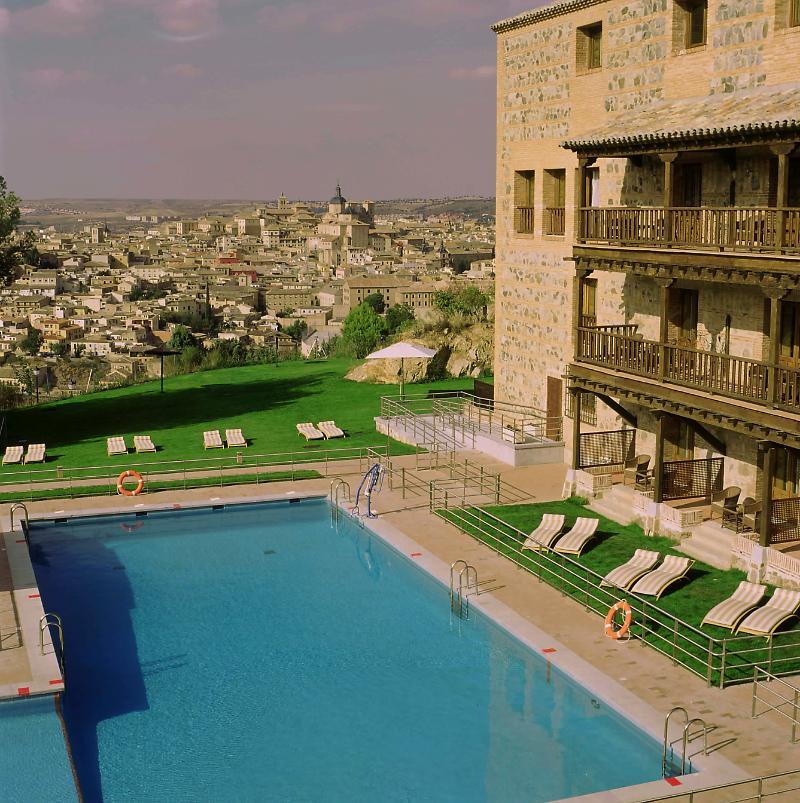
328 183 346 216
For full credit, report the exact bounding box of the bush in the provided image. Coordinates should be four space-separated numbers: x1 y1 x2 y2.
341 303 386 359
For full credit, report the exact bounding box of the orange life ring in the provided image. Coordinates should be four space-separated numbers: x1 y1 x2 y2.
604 599 633 640
117 469 144 497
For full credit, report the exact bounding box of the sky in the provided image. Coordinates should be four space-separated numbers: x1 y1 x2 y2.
0 0 536 200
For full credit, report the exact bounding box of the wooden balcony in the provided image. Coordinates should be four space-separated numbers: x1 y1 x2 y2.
576 326 800 413
544 207 566 236
580 206 800 254
515 207 535 234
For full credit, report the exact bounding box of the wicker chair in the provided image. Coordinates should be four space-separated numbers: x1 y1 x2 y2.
710 486 741 524
741 500 762 534
624 454 650 487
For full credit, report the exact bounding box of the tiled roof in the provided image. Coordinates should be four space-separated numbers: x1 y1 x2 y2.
492 0 606 33
562 85 800 152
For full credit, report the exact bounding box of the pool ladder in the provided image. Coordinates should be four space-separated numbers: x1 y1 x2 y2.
40 613 65 675
662 707 710 777
329 478 352 525
450 560 479 619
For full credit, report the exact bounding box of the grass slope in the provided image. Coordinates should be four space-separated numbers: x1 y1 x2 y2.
4 359 472 472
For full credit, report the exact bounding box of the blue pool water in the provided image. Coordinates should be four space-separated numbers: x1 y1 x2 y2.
29 498 667 802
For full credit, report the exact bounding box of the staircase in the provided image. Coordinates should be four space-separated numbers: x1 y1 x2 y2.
678 520 735 570
588 483 640 526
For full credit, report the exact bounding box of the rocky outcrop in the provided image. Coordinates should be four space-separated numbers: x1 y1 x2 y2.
345 322 494 384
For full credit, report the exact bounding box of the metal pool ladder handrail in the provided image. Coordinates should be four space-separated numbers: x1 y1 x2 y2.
40 612 65 674
662 707 688 776
329 478 352 524
450 560 479 619
681 717 710 775
10 502 29 531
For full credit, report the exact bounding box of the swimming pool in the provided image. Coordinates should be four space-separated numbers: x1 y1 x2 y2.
29 498 669 801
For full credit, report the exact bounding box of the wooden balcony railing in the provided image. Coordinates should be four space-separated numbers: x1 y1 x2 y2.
580 206 800 253
544 207 566 236
515 206 535 234
576 326 800 413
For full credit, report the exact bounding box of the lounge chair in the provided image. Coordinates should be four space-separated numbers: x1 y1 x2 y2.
701 581 767 630
600 549 661 590
24 443 46 464
521 514 566 551
629 555 694 599
318 421 345 439
709 486 741 525
107 437 128 456
134 435 156 453
225 429 247 448
623 454 650 486
553 517 600 556
736 588 800 638
203 430 224 449
296 423 325 441
2 446 23 465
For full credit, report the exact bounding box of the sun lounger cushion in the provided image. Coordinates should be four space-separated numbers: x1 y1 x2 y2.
107 437 128 456
203 430 223 448
701 581 767 630
296 423 324 441
134 435 156 453
318 421 344 438
629 555 694 599
736 588 800 637
24 444 46 464
2 446 23 465
522 514 565 551
226 429 247 447
553 517 600 556
600 549 661 590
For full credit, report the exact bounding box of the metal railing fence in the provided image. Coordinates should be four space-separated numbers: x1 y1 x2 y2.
435 504 800 688
752 668 800 743
637 768 800 802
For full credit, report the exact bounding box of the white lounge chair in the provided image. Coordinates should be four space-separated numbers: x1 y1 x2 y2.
107 437 128 456
701 581 767 630
24 443 46 464
2 446 23 465
736 588 800 638
226 429 247 448
553 517 600 556
296 423 325 441
521 514 566 551
318 421 345 439
203 430 224 449
134 435 156 453
600 549 661 590
629 555 694 599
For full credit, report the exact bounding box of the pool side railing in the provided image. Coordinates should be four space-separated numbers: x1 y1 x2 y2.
435 504 800 689
0 445 389 502
637 767 800 802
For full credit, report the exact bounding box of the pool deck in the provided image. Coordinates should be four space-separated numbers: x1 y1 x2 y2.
1 453 798 801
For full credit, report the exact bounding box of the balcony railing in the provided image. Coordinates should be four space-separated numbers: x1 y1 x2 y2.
515 206 535 234
581 206 800 253
576 326 800 412
544 206 566 236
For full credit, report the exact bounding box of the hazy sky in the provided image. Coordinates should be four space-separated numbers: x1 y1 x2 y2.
0 0 534 200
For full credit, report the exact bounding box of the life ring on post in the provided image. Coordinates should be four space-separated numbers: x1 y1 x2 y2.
604 599 633 640
117 469 144 497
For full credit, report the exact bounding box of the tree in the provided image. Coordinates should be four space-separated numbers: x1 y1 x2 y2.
385 303 415 335
341 303 386 359
282 320 308 341
0 176 38 284
363 292 386 314
13 364 37 398
51 341 70 359
433 287 488 320
20 326 43 355
168 325 197 351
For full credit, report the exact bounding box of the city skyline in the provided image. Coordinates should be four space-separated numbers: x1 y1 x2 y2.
0 0 532 200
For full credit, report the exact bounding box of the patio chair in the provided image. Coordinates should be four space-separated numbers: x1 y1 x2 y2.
553 517 600 556
741 500 762 533
701 581 767 630
203 430 224 449
318 421 345 439
629 555 694 599
709 486 741 524
24 443 46 464
296 423 325 441
521 514 566 551
736 588 800 638
107 437 128 456
225 429 247 448
134 435 156 453
2 446 23 465
623 454 650 486
600 549 661 590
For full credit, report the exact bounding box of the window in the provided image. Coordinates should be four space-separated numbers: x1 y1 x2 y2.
674 0 707 49
777 0 800 28
577 23 603 72
580 278 597 327
514 170 535 234
544 169 567 235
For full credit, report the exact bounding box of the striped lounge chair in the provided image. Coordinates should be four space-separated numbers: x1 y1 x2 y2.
225 429 247 448
736 588 800 638
203 430 224 449
522 514 565 551
24 443 46 464
2 446 24 465
107 437 128 456
629 555 694 599
134 435 157 453
600 550 661 590
553 517 600 556
701 581 767 630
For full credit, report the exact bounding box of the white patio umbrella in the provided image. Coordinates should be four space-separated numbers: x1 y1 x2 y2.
366 341 438 398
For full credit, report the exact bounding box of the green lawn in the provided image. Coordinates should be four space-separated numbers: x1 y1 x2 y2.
3 359 472 474
441 500 800 686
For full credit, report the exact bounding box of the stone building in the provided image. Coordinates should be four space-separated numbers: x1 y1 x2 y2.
492 0 800 550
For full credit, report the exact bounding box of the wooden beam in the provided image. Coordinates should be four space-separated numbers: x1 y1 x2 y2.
653 412 666 504
592 392 637 427
685 418 726 455
571 388 582 470
759 441 775 548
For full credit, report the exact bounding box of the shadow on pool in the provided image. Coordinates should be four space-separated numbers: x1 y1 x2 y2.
31 528 149 803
